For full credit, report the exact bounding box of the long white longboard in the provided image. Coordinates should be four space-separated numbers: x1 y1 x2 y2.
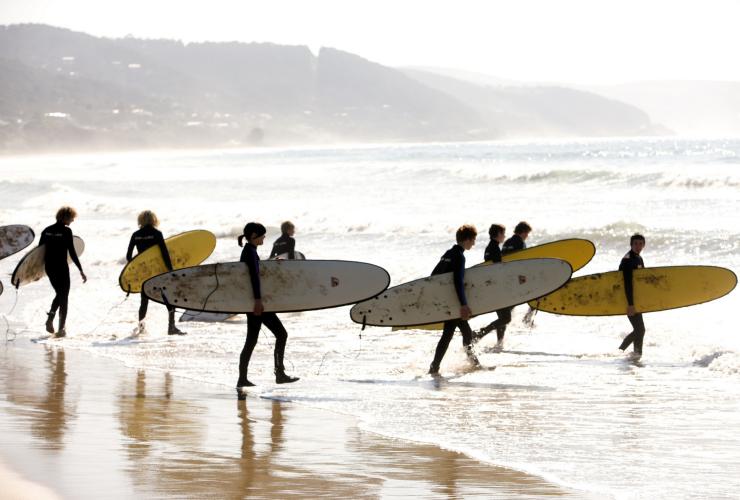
350 258 572 327
11 236 85 288
143 260 391 313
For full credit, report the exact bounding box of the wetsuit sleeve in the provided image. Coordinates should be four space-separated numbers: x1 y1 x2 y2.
156 232 174 271
269 242 278 259
126 234 136 262
66 228 83 272
39 230 46 246
244 249 262 299
287 236 296 260
619 258 635 306
453 253 467 306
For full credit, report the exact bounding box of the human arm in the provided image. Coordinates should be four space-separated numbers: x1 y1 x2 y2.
620 258 636 315
66 228 86 282
126 234 136 262
287 236 296 260
242 247 262 313
156 231 174 271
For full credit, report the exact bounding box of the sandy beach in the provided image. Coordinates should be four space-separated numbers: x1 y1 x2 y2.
0 339 583 499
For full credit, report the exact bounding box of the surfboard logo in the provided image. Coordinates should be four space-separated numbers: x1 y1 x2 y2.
331 277 340 287
518 275 527 284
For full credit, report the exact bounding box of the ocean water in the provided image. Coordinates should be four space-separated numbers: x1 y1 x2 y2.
1 138 739 499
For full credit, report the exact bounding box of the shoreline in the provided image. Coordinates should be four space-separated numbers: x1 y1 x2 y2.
0 339 588 499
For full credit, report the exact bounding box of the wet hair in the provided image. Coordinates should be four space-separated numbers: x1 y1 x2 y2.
456 224 478 244
488 224 505 239
280 221 295 234
137 210 159 228
514 221 532 234
630 233 646 244
238 222 267 247
55 206 77 223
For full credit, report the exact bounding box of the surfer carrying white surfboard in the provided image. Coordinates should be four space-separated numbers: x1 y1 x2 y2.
269 221 296 259
476 221 532 348
126 210 186 336
618 234 646 356
428 225 480 375
41 206 87 338
237 222 299 391
474 223 507 346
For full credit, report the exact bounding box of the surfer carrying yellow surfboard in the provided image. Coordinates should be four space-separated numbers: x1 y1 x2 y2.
126 210 186 336
428 225 480 375
237 222 299 393
42 206 87 338
618 234 646 356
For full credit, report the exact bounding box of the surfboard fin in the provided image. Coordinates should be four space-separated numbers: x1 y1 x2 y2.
361 314 367 331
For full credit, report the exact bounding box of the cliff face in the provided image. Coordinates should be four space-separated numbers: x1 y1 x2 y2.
0 24 663 153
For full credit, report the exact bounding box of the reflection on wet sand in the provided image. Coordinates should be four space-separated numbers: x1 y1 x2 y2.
1 342 580 499
2 346 76 450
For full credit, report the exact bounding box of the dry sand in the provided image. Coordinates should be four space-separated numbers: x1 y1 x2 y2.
0 340 585 499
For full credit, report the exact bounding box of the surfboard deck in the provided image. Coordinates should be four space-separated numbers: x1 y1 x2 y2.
397 239 595 331
143 260 391 314
350 258 572 327
179 311 238 323
528 265 738 316
482 238 595 272
119 230 216 293
0 225 35 260
11 236 85 288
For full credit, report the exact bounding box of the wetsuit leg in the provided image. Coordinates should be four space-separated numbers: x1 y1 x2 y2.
459 320 473 347
619 314 646 353
238 313 262 386
47 267 70 331
431 320 458 369
492 307 512 341
139 294 149 321
477 307 512 341
261 312 288 371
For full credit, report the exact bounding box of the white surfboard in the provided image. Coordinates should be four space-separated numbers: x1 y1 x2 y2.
271 251 306 260
350 258 572 327
11 236 85 288
179 310 238 322
0 225 35 260
143 260 391 313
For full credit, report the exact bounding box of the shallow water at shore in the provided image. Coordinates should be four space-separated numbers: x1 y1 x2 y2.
1 138 739 498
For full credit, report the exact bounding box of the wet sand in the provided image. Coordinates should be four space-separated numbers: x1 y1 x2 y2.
0 340 586 499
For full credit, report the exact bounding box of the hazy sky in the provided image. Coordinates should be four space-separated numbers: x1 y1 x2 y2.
2 0 739 84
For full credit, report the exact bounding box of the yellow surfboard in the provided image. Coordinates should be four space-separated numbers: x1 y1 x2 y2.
527 266 737 316
393 239 595 331
119 230 216 293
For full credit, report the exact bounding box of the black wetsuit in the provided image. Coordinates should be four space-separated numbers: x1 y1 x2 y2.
40 222 83 330
126 225 174 319
237 243 289 386
269 234 296 259
477 240 508 341
484 240 502 264
618 250 645 354
430 244 473 370
484 234 527 341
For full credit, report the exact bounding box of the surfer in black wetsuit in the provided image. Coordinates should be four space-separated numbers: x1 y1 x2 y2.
428 225 480 375
126 210 185 336
475 221 532 348
618 234 646 356
237 222 299 393
41 206 87 338
269 221 296 259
